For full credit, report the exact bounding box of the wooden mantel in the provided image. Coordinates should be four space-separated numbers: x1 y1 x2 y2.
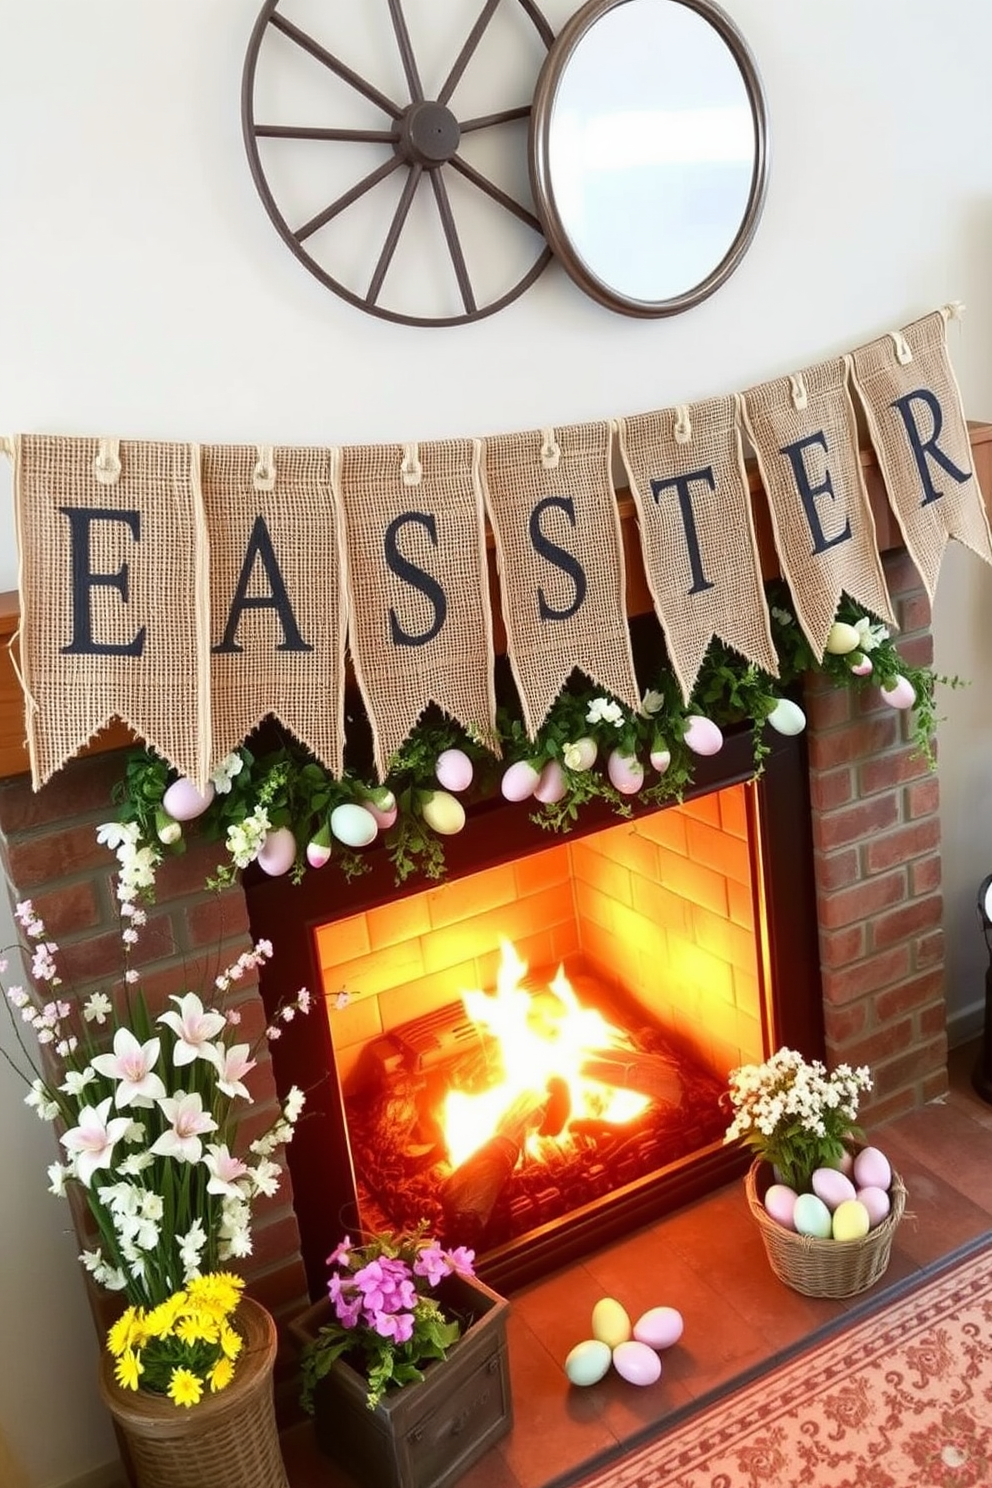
2 422 991 784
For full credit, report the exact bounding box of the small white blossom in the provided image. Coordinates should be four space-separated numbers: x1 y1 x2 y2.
210 752 244 794
586 697 624 727
25 1080 59 1121
83 992 113 1025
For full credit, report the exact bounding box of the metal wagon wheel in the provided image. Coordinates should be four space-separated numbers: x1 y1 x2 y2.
241 0 555 327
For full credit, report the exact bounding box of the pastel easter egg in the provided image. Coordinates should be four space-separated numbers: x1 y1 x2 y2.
564 1339 612 1387
811 1168 857 1211
880 674 916 710
256 826 297 877
162 777 216 822
591 1297 631 1350
306 837 332 869
633 1306 683 1351
421 791 466 836
826 1149 856 1177
435 748 474 793
832 1198 871 1242
501 760 541 801
763 1183 799 1230
766 698 807 736
849 654 874 677
566 737 598 771
330 803 379 848
793 1192 832 1239
613 1341 662 1387
683 715 723 756
364 789 398 830
607 750 644 795
853 1146 892 1191
857 1185 891 1229
825 621 861 656
534 759 568 804
650 745 671 774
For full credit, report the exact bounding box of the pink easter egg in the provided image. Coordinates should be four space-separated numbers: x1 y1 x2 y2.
857 1185 891 1229
306 838 332 869
607 749 644 795
534 759 568 804
612 1341 662 1387
435 748 474 793
853 1146 892 1191
880 675 916 710
257 826 297 877
633 1307 683 1351
162 777 216 822
763 1183 798 1230
811 1167 857 1211
566 737 598 771
650 746 671 774
683 716 723 756
365 791 398 830
501 760 541 801
849 654 874 677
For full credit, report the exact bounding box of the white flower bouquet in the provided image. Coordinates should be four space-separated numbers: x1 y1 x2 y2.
723 1046 872 1192
1 823 309 1405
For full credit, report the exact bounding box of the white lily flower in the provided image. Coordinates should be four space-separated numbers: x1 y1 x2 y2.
158 993 227 1066
25 1079 59 1121
60 1098 132 1186
209 1042 257 1101
149 1092 217 1164
203 1143 250 1199
91 1029 167 1107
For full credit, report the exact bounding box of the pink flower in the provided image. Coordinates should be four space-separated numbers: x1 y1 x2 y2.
208 1042 257 1101
158 993 227 1065
91 1029 167 1107
149 1092 218 1163
372 1309 414 1343
203 1143 249 1198
326 1237 353 1268
413 1243 450 1287
60 1098 132 1187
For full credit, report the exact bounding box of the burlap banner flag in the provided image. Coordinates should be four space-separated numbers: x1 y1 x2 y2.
741 360 895 657
616 396 777 701
338 438 498 779
849 307 992 599
480 423 640 735
12 434 209 789
201 444 347 775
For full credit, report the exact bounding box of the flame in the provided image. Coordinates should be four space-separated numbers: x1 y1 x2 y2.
441 940 649 1169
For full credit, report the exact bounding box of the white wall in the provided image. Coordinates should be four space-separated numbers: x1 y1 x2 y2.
2 1 992 1482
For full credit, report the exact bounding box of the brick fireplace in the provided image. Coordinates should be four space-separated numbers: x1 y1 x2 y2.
0 544 948 1345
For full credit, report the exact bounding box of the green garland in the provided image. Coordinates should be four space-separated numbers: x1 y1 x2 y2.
111 588 962 889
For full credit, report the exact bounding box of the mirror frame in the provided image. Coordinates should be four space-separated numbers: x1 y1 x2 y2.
528 0 769 317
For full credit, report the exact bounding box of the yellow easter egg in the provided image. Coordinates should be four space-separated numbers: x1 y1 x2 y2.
832 1198 871 1241
591 1297 631 1349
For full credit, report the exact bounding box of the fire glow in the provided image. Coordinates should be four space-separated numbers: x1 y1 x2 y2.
441 940 649 1170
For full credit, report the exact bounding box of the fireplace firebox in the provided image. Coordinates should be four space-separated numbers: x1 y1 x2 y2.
246 723 822 1297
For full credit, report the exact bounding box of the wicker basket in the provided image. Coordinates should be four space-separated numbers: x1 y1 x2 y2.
98 1295 288 1488
746 1159 907 1298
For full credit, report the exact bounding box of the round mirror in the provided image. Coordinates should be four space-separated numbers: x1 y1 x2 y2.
529 0 768 317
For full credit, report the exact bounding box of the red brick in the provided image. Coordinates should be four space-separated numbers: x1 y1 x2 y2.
922 1068 950 1103
0 753 122 834
4 822 111 888
835 1018 914 1069
899 593 933 634
906 777 940 820
814 848 860 892
816 869 906 930
920 1000 949 1039
806 687 852 731
871 1034 947 1097
874 968 945 1022
153 840 237 903
862 1085 915 1127
819 923 867 968
809 767 854 812
898 634 933 668
821 945 912 1005
183 894 254 952
910 855 942 896
808 716 899 770
859 746 931 797
915 929 945 969
883 548 926 597
822 1001 868 1046
870 895 943 951
24 879 103 939
812 793 900 852
865 818 941 874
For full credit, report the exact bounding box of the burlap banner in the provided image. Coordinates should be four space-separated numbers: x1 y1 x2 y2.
202 444 346 775
741 359 896 657
480 423 640 735
338 438 498 778
12 434 208 788
849 307 992 599
616 396 777 701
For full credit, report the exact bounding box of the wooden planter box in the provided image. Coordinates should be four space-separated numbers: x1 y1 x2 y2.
289 1272 512 1488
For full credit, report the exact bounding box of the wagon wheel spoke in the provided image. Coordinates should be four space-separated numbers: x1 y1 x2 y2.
269 12 403 119
459 106 532 133
448 154 544 233
255 125 400 143
430 172 477 315
367 165 424 304
296 156 405 243
387 0 424 103
438 0 503 107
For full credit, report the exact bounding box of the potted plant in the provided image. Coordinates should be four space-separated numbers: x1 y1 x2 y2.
292 1224 512 1488
1 817 311 1488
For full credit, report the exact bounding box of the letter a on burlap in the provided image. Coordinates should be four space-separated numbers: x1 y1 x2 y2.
617 396 777 702
338 439 498 780
202 444 347 776
741 360 896 658
12 434 209 789
849 306 992 600
480 423 640 735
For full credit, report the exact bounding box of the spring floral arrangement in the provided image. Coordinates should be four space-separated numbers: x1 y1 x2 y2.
723 1046 873 1192
107 587 959 890
1 823 310 1408
299 1225 478 1412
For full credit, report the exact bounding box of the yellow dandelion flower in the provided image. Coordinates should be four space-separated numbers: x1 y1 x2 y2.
107 1308 141 1359
114 1348 144 1393
176 1313 218 1347
208 1356 235 1393
167 1367 204 1409
146 1293 186 1339
219 1323 243 1361
188 1273 244 1315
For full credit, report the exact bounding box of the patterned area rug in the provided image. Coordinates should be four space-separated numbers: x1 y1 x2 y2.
574 1245 992 1488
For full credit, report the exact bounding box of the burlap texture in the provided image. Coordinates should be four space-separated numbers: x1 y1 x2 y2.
481 423 640 734
849 308 992 598
339 439 497 778
12 434 209 788
201 444 346 775
741 360 895 656
617 396 777 700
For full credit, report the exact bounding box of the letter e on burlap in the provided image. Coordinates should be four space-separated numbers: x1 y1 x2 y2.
741 360 895 657
11 434 208 789
617 396 777 702
203 444 347 776
338 439 498 779
849 306 992 599
481 423 640 734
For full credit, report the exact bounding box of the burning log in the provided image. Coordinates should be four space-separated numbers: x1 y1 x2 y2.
440 1089 547 1242
581 1049 682 1106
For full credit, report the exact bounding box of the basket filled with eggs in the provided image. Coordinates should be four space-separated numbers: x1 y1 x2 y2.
726 1048 907 1299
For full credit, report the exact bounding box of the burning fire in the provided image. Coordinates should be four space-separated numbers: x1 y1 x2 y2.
441 940 649 1169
